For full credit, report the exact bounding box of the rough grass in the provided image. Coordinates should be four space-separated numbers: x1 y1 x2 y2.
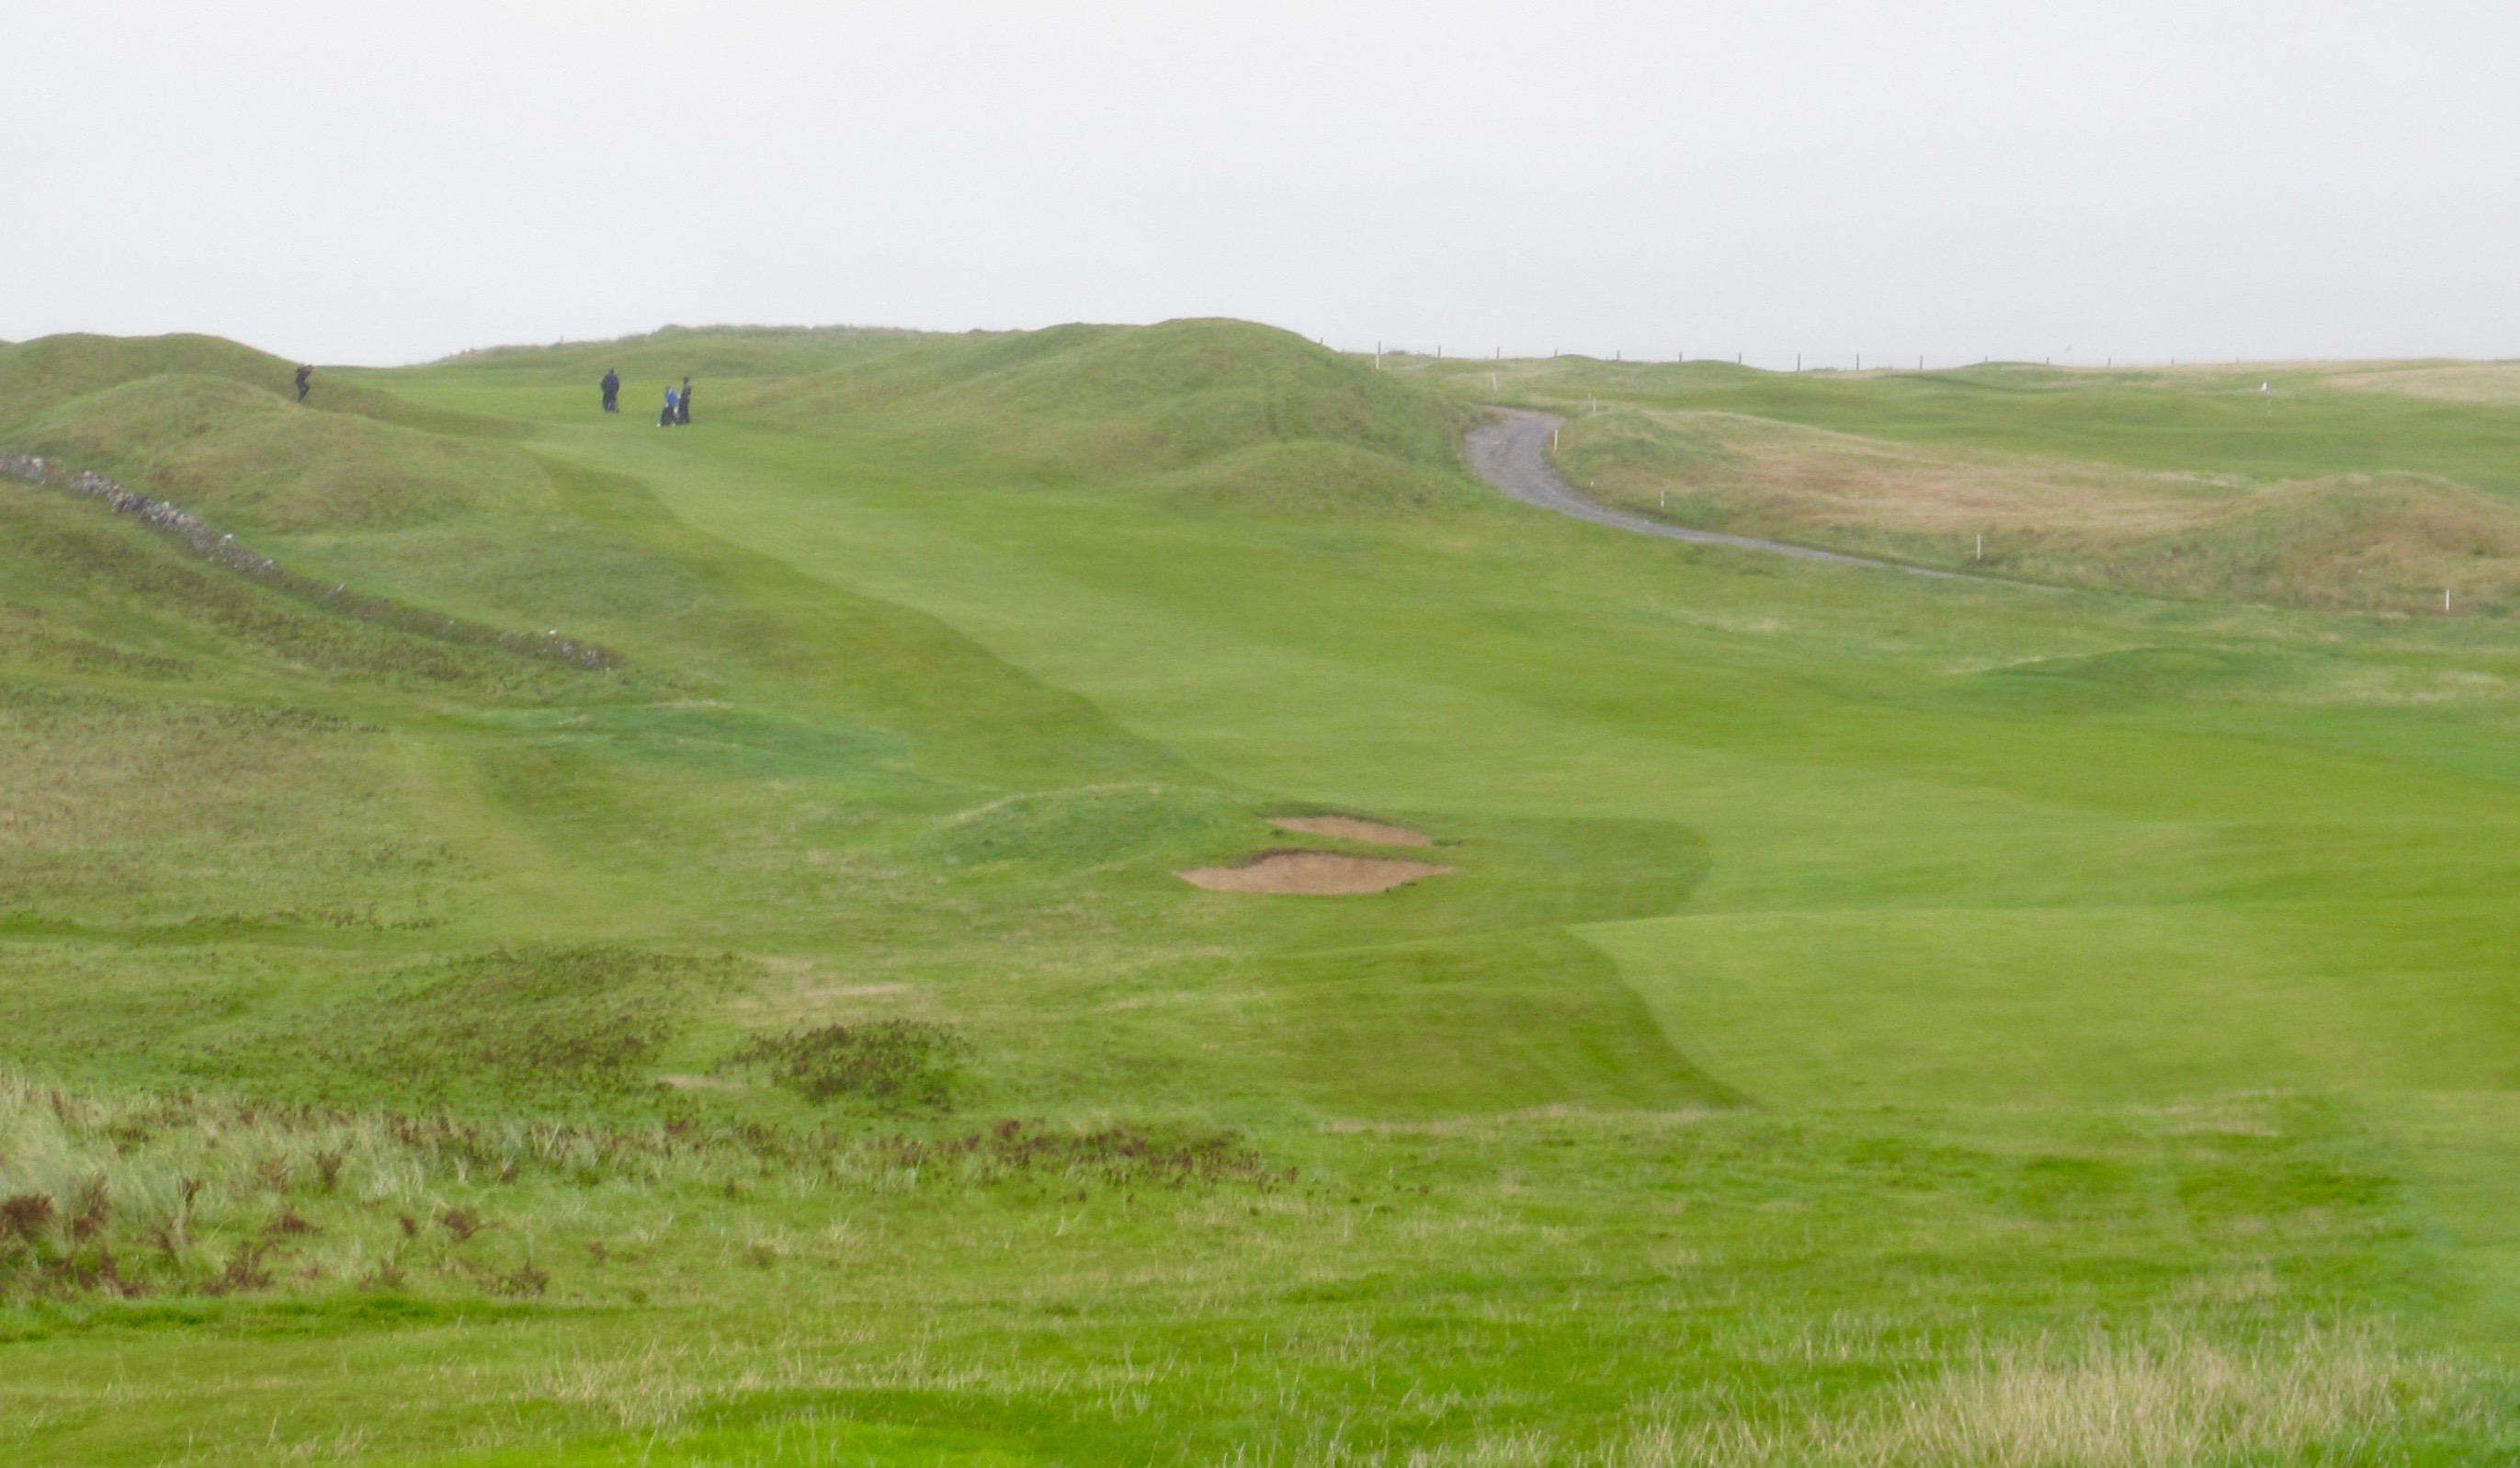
0 1071 1279 1310
1550 404 2520 611
1421 349 2520 497
5 1075 2494 1464
723 1019 971 1110
2324 360 2520 406
1238 1328 2483 1465
0 333 299 420
206 947 756 1115
738 317 1471 482
437 323 933 381
0 477 593 691
15 372 542 532
1635 1328 2480 1467
0 685 462 929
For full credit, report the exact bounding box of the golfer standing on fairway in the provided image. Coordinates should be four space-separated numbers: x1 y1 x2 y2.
600 369 620 414
660 383 679 427
677 375 694 425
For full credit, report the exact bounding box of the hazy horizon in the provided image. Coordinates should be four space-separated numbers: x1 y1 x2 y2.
16 2 2518 370
390 322 2520 376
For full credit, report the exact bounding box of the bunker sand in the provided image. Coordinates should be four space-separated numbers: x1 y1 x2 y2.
1269 816 1435 847
1176 849 1457 894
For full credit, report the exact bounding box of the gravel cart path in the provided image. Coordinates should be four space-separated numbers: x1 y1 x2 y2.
1464 408 1968 579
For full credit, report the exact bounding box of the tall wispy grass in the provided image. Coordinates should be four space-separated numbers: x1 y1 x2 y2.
0 1071 1280 1303
1190 1327 2480 1468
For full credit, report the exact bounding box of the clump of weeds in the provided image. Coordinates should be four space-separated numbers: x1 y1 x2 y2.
727 1020 971 1112
2 1191 55 1243
491 1261 548 1297
205 1242 274 1295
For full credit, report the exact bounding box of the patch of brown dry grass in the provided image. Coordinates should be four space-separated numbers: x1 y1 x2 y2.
2324 363 2520 405
1587 411 2235 534
1567 408 2520 611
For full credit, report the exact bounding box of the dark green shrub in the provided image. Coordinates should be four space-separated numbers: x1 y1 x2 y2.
730 1021 971 1112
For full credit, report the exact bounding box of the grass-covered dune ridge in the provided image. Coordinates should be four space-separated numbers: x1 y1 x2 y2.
0 332 515 441
4 322 2520 1461
17 374 536 530
740 317 1470 478
0 333 301 418
437 323 932 381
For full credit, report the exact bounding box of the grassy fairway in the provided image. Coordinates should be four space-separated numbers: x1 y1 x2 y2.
1 324 2517 1462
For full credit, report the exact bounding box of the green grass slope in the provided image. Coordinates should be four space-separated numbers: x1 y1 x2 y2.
17 373 534 529
742 317 1470 482
0 325 2517 1462
0 332 301 415
441 323 932 381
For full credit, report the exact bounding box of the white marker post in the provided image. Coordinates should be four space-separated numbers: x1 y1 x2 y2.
1976 533 1984 562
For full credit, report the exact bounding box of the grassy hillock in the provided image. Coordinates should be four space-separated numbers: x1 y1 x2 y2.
0 333 301 415
0 332 510 442
1 324 2518 1463
17 374 536 529
742 318 1472 494
440 323 933 381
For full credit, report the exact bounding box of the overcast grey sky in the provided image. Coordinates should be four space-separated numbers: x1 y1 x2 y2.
13 2 2515 368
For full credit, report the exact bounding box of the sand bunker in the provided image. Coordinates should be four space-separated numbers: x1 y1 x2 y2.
1175 849 1456 895
1268 816 1435 848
